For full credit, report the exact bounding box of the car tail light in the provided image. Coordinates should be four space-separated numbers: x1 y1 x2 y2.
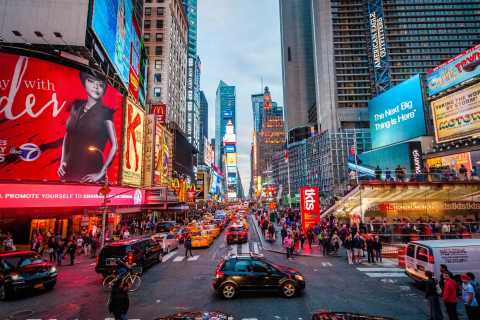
127 252 134 265
215 270 225 278
428 254 434 264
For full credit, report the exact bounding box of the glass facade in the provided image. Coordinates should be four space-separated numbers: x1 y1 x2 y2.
215 81 236 170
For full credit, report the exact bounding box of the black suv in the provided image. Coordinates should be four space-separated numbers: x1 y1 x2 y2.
95 237 162 276
213 254 305 299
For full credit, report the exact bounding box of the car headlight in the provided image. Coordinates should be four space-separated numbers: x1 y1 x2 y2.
294 274 304 281
49 266 57 273
11 274 23 281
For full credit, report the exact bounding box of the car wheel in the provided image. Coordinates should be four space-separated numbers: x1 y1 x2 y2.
281 281 297 298
44 282 56 291
220 283 237 299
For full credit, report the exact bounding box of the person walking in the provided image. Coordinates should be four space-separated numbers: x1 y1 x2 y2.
283 234 293 260
67 240 76 266
307 228 314 249
442 272 459 320
108 279 129 320
184 234 193 258
56 237 65 266
352 233 364 264
280 225 287 245
366 235 375 263
439 264 449 292
374 236 383 263
344 234 353 265
299 231 306 251
425 271 444 320
47 235 56 263
461 274 479 320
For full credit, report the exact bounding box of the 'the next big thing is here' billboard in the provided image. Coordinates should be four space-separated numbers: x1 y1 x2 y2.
0 53 124 184
369 74 427 149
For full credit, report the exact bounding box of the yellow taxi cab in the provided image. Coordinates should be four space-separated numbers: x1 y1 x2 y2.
202 224 221 238
190 230 214 248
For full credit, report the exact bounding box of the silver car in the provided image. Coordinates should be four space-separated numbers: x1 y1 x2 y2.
151 233 179 254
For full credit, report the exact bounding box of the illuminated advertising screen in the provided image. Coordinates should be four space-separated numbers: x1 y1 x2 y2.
431 82 480 143
426 44 480 96
0 53 123 184
223 110 233 119
224 144 236 153
369 74 427 149
143 115 155 187
300 186 320 231
427 152 472 173
122 98 145 186
226 153 237 166
91 0 140 89
154 121 173 186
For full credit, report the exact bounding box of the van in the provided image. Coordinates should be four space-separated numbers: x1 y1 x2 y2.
405 239 480 282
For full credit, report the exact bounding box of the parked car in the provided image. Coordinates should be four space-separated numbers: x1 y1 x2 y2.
226 225 248 244
213 254 305 299
151 233 179 254
0 250 57 300
405 239 480 282
95 237 162 276
156 221 176 233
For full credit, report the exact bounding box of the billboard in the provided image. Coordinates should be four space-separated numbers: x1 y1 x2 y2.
426 44 480 96
369 74 427 149
431 82 480 143
143 115 155 187
226 153 237 166
300 186 320 231
154 121 173 186
0 53 123 183
151 104 166 124
427 152 472 173
122 98 145 186
91 0 140 89
224 144 236 153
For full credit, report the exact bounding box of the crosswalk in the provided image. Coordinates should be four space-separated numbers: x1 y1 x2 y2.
356 258 407 280
227 241 262 256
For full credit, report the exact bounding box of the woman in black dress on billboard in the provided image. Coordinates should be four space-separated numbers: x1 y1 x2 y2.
57 71 118 183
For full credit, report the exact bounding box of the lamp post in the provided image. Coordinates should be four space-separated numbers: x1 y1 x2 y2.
88 146 109 248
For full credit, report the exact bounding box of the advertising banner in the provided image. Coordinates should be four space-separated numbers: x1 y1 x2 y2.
224 144 236 153
151 104 166 124
91 0 140 89
122 98 145 186
0 183 144 208
143 114 155 187
0 53 123 184
226 153 237 166
300 186 320 231
431 82 480 143
205 142 214 167
369 74 427 149
426 152 472 173
154 120 173 186
426 44 480 96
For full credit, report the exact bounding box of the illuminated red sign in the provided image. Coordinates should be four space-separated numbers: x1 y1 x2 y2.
0 183 144 208
300 186 320 231
0 53 123 184
151 104 166 124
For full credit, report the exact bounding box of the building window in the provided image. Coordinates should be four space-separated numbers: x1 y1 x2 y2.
155 46 163 55
154 87 161 98
144 33 150 42
155 59 162 69
145 46 150 55
156 20 164 29
144 20 151 29
155 33 163 42
154 73 162 83
157 7 164 16
145 7 152 16
287 47 292 61
157 0 164 2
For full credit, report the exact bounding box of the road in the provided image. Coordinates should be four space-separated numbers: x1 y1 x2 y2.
2 216 435 320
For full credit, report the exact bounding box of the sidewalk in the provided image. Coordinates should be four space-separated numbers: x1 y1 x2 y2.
250 215 325 257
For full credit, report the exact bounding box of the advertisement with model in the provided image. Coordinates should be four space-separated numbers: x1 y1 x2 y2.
368 74 427 149
431 81 480 143
122 98 145 186
0 52 124 184
300 186 320 232
426 44 480 96
154 120 173 187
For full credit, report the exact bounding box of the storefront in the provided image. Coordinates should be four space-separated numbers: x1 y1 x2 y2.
0 183 145 244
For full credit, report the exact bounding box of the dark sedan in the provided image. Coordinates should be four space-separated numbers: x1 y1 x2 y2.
213 254 305 299
0 250 57 300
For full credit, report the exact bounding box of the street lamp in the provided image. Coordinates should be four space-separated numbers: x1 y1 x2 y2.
87 145 109 248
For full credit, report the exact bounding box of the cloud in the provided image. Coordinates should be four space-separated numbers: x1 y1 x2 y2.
198 0 283 196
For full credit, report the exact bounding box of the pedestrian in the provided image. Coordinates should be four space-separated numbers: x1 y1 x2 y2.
108 279 129 320
184 234 193 258
47 235 56 263
374 236 382 263
2 233 15 251
352 233 364 264
461 274 480 320
344 234 353 265
283 234 293 260
425 271 444 320
366 235 375 263
299 231 305 250
56 238 65 266
67 240 76 266
307 228 314 249
439 264 449 292
442 272 459 320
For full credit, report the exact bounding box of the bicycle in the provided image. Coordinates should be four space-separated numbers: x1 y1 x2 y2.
102 267 142 292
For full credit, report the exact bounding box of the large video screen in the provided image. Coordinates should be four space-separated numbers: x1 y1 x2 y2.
368 74 427 149
0 53 123 183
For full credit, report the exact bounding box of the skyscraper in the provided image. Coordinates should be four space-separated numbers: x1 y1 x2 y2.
251 93 264 133
215 80 236 170
311 0 480 132
198 90 209 164
279 0 317 136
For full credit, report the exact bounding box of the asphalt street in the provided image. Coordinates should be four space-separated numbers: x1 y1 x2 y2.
1 216 442 320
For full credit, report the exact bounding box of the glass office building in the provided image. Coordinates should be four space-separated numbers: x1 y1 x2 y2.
215 81 236 169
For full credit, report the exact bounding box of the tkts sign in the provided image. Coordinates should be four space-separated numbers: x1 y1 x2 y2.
300 186 320 231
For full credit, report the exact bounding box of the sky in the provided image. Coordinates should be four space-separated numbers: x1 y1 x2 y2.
198 0 283 196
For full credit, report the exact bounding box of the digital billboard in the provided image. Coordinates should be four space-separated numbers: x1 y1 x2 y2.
300 186 320 232
226 153 237 166
91 0 140 90
154 121 173 186
369 74 427 149
426 152 472 173
431 82 480 143
0 53 123 184
224 144 236 153
426 44 480 96
122 98 145 186
143 115 155 187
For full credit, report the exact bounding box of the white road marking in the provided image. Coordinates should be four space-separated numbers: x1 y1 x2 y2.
365 272 407 278
187 255 200 261
229 245 238 255
241 243 249 254
400 285 411 291
252 242 259 254
321 262 332 267
357 267 404 272
381 278 397 283
162 251 176 262
173 256 185 262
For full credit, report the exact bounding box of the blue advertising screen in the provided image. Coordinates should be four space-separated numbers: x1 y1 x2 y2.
223 110 232 119
224 145 236 153
369 74 427 149
91 0 134 88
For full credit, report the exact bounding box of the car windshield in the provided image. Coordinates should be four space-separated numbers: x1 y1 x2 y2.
2 253 43 270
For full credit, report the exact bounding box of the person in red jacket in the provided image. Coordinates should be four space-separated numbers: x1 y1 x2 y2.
442 272 459 320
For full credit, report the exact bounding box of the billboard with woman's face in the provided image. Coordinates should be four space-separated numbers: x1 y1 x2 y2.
0 53 124 184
